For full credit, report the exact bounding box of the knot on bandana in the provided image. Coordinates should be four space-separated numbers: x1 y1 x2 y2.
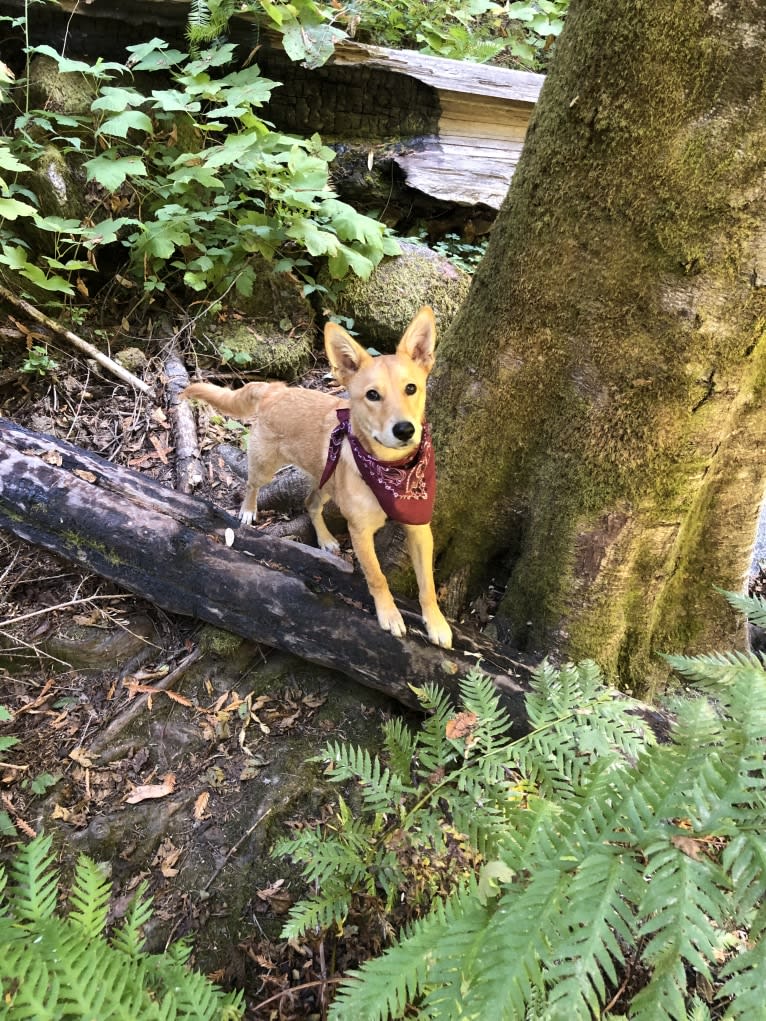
319 408 435 525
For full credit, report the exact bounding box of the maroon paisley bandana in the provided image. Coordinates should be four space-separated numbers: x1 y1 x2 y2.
319 409 435 525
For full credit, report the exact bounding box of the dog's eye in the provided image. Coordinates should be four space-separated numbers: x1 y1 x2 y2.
365 389 381 402
404 383 417 395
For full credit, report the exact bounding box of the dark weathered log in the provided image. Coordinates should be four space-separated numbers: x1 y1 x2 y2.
0 417 539 730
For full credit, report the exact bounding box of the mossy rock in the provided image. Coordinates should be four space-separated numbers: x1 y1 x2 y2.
198 258 316 379
329 241 471 349
201 319 314 380
27 54 99 116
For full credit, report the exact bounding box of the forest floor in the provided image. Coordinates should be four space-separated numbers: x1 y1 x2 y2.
0 319 409 1019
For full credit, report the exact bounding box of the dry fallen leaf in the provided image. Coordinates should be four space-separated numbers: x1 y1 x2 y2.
194 791 210 820
69 747 95 768
72 469 97 483
445 711 479 741
671 835 706 861
125 773 176 804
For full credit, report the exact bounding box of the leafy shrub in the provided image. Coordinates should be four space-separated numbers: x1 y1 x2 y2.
276 595 766 1019
0 32 399 303
0 833 244 1020
339 0 568 68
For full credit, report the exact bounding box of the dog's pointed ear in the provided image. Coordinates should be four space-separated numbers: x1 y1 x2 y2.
324 321 371 385
397 307 437 372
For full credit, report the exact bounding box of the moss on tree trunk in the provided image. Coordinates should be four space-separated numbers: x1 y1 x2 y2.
430 0 766 696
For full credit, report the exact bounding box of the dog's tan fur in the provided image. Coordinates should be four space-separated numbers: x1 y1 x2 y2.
181 307 452 648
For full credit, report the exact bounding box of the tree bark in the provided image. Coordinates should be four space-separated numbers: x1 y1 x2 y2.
0 417 538 729
430 0 766 696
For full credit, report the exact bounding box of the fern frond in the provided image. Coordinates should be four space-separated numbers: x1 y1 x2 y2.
456 669 513 758
9 834 59 924
717 929 766 1018
632 841 728 1018
280 892 352 939
664 648 764 685
411 682 458 773
544 849 637 1019
329 887 487 1021
320 741 414 811
722 832 766 920
717 587 766 628
68 854 112 939
109 879 153 959
517 659 649 797
0 838 244 1021
382 717 416 784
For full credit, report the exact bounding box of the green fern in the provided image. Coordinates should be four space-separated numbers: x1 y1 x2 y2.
0 834 244 1020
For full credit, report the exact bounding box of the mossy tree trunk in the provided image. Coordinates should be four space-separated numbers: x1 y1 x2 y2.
430 0 766 696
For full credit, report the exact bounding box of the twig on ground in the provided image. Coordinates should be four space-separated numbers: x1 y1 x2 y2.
164 345 205 493
88 646 202 756
0 282 153 395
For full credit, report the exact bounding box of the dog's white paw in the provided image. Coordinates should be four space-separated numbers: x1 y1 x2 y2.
378 605 407 638
239 508 256 526
425 611 453 649
319 537 341 555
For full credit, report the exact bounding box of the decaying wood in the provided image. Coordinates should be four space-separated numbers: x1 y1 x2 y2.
0 417 537 729
329 41 543 208
0 282 153 395
164 346 205 494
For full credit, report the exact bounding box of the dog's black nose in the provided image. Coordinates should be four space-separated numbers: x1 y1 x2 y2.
393 421 416 442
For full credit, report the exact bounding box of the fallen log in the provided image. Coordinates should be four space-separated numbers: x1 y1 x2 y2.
0 416 539 730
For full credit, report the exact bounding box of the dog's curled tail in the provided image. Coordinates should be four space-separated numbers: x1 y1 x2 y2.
181 381 272 421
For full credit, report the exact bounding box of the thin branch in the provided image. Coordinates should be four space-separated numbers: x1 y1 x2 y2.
0 592 132 630
0 282 153 395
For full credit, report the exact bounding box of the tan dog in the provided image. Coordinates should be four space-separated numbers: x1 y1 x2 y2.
181 307 452 648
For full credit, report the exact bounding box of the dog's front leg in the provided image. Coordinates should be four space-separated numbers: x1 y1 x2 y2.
404 524 453 648
348 524 407 637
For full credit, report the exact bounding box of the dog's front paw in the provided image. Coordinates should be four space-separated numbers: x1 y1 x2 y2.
239 508 256 526
377 604 407 638
424 610 452 649
318 536 341 555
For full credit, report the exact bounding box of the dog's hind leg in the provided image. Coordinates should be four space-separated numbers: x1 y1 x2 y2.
239 440 276 526
306 489 340 554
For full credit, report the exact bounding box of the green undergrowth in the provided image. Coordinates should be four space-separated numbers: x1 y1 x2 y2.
0 834 244 1019
0 21 399 310
275 591 766 1019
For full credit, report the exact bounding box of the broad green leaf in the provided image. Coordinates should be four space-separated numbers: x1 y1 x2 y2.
319 199 385 245
35 215 84 233
150 88 201 114
202 132 261 169
96 110 153 139
506 2 537 21
168 165 225 190
259 0 285 26
29 45 123 78
0 196 37 219
282 22 344 70
80 217 140 247
287 218 339 257
0 245 74 294
91 86 147 112
138 217 191 259
85 153 147 189
125 37 187 71
327 242 374 279
0 145 31 174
